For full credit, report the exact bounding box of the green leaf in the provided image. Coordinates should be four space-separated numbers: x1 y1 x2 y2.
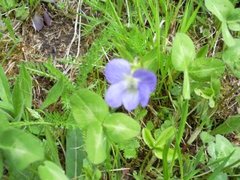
226 8 240 31
215 135 234 158
183 70 190 99
66 128 85 178
44 128 61 167
19 64 32 108
3 18 18 43
212 115 240 135
194 88 215 108
0 65 11 103
86 122 107 164
154 127 175 149
41 78 64 109
222 41 240 78
0 128 44 171
142 128 155 149
0 108 13 122
221 22 236 47
12 75 24 121
171 33 195 71
189 58 225 81
103 113 140 143
0 0 16 11
196 44 209 58
153 148 176 161
15 5 29 20
205 0 234 21
200 131 215 144
0 153 3 179
118 139 140 159
38 161 69 180
70 89 109 129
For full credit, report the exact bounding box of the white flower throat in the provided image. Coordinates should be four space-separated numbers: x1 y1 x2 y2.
125 75 139 92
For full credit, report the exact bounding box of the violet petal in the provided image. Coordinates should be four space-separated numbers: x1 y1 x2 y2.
122 90 140 111
32 14 44 31
138 83 151 107
43 11 52 26
105 81 127 108
105 59 131 84
133 69 157 92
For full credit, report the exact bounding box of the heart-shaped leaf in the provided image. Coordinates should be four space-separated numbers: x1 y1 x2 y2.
171 33 195 71
205 0 234 22
142 128 155 149
189 58 225 81
0 128 44 170
38 161 69 180
86 122 107 164
70 89 109 129
103 113 140 143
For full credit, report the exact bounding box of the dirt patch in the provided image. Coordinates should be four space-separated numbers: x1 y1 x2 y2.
21 15 77 61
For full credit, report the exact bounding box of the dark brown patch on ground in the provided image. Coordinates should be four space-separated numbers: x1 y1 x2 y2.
21 15 77 61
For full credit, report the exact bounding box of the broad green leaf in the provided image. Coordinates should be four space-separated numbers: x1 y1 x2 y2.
212 115 240 135
0 108 13 122
194 88 215 108
155 127 175 148
200 131 215 144
222 42 240 78
118 139 140 159
153 148 176 161
210 173 228 180
189 58 225 81
207 135 240 170
171 33 195 71
38 161 69 180
142 128 155 149
205 0 234 22
221 22 236 47
86 122 107 164
70 89 109 129
0 153 2 179
215 135 234 158
12 75 24 121
0 101 14 113
228 22 240 31
66 128 85 178
227 8 240 31
0 65 11 103
196 44 209 58
0 128 44 171
103 113 140 142
19 64 32 108
41 78 64 109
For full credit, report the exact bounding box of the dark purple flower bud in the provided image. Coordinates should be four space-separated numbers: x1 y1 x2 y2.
104 59 157 111
32 14 44 31
43 11 52 26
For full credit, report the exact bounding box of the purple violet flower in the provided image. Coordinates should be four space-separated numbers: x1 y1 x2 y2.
105 58 157 111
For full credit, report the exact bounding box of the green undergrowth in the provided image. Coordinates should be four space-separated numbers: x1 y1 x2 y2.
1 0 240 179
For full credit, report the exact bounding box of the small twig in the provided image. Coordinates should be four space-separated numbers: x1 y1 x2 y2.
102 168 131 173
76 1 83 57
65 0 82 57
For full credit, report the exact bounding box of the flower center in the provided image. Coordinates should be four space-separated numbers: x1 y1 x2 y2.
125 75 139 92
